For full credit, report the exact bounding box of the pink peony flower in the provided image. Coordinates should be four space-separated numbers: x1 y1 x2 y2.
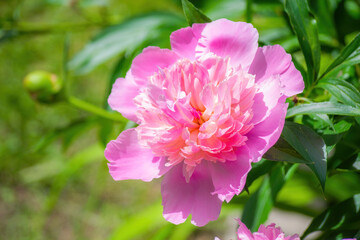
105 19 304 226
235 220 300 240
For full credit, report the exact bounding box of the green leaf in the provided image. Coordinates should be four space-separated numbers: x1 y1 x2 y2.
309 113 334 130
285 0 321 85
323 48 360 79
318 78 360 108
302 194 360 238
242 164 296 231
245 0 253 23
69 12 185 74
242 175 272 231
181 0 211 26
109 201 166 240
168 220 196 240
263 137 309 164
321 120 353 146
308 0 337 38
287 102 360 118
246 159 277 188
321 33 360 79
282 121 327 190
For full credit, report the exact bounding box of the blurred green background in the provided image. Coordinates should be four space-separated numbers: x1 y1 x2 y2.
1 0 359 239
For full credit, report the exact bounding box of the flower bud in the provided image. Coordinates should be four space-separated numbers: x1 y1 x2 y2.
24 70 63 103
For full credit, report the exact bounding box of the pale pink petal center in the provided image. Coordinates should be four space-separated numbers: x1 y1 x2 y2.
134 54 257 175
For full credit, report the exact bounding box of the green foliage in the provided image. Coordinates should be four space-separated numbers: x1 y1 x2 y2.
282 122 327 190
321 33 360 78
302 194 360 239
285 0 321 86
181 0 211 26
69 12 186 74
242 164 297 231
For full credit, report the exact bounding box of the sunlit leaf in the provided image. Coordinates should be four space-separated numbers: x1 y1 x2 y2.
318 78 360 108
287 102 360 118
321 120 353 146
285 0 321 85
282 121 327 190
321 33 360 79
69 12 185 74
168 220 196 240
242 175 272 231
181 0 211 26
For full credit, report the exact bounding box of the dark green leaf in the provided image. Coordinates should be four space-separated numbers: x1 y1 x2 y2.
264 137 309 164
245 0 253 23
318 78 360 108
287 102 360 118
242 176 272 231
321 33 360 79
181 0 211 26
97 118 114 148
242 164 296 231
69 12 185 74
246 159 277 188
302 194 360 238
285 0 321 85
282 121 327 190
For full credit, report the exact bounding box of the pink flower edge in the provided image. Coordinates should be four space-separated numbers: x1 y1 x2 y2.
236 220 301 240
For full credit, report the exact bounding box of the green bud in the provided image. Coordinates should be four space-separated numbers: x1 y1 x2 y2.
24 70 63 103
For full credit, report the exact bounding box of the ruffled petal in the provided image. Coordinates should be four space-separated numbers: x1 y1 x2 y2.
196 19 258 70
108 73 139 122
237 220 254 240
249 45 304 98
170 24 205 60
131 46 180 85
161 163 222 226
105 128 169 182
246 103 288 162
209 145 252 202
251 75 282 125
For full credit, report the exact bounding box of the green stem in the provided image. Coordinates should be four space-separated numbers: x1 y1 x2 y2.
246 0 253 23
67 96 125 122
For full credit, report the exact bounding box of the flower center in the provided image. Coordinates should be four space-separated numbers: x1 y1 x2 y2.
134 55 257 172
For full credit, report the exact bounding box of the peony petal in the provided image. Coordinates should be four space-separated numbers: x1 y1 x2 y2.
246 103 288 162
170 24 205 60
209 145 252 202
249 45 304 98
105 128 169 182
131 46 179 85
161 163 222 226
251 75 282 125
237 220 254 240
108 73 139 123
196 19 258 70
